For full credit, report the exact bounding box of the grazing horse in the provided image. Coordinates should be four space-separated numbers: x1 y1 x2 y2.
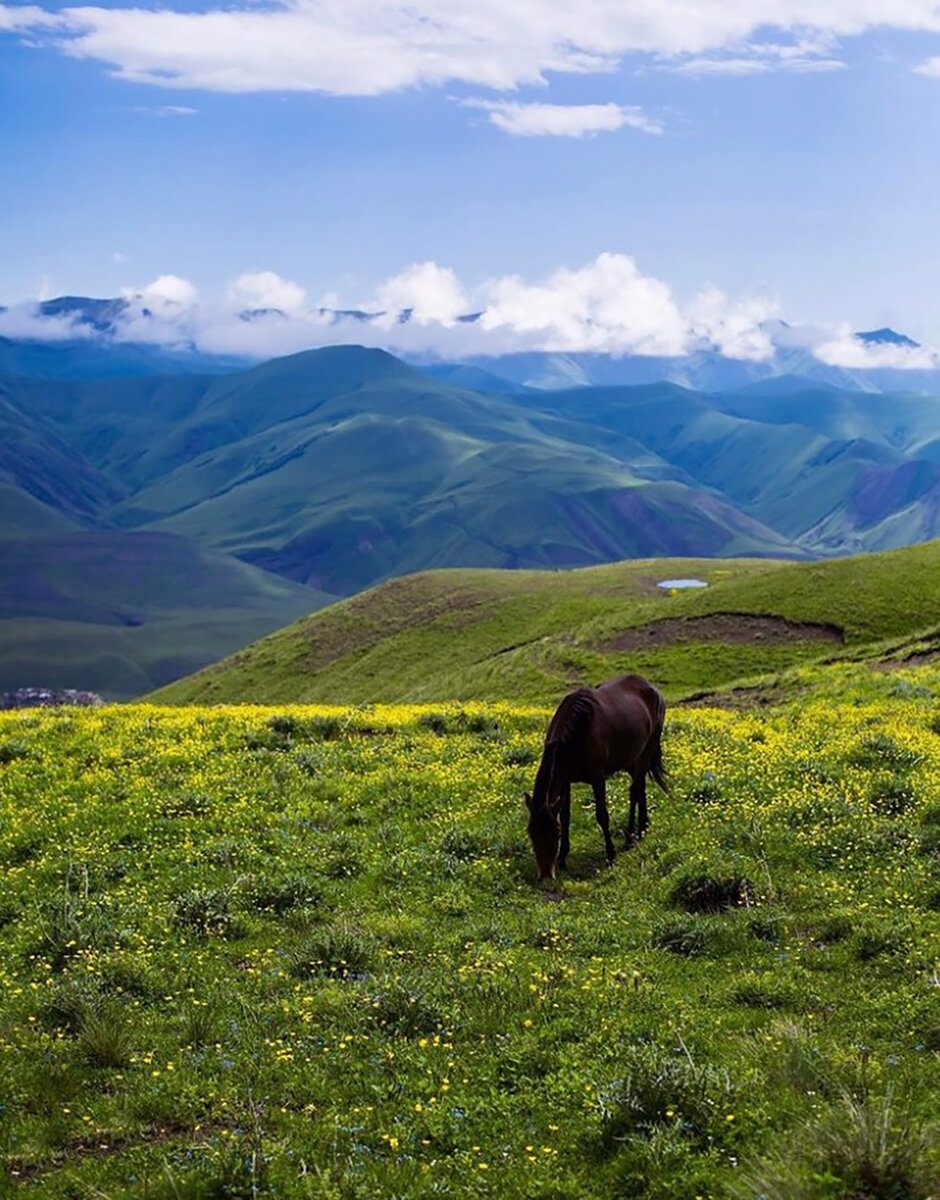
525 674 667 881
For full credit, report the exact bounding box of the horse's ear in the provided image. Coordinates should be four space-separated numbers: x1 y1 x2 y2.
524 792 533 810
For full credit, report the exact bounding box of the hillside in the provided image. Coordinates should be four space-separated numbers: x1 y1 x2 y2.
0 531 331 698
150 539 940 705
3 338 940 695
1 666 938 1194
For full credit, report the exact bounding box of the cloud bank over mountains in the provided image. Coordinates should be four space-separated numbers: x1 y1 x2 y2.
1 253 936 371
3 0 940 100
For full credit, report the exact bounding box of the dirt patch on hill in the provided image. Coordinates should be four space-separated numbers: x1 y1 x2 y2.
871 648 940 672
677 684 796 711
604 613 843 652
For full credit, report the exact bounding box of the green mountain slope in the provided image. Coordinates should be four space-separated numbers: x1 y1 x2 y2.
515 382 940 550
0 530 331 698
99 349 796 591
150 539 940 706
0 389 123 526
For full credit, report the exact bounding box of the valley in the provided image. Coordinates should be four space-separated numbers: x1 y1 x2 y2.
2 325 939 698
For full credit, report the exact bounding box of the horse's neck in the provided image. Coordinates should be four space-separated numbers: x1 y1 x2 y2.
534 741 563 805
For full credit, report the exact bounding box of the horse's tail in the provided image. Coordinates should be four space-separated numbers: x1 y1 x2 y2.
647 691 669 794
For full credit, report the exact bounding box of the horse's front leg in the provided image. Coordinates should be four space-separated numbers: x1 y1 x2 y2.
558 783 571 871
592 780 616 865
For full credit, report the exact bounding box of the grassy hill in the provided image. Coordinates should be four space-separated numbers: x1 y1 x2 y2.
1 664 938 1195
150 540 940 706
4 342 940 696
103 348 795 590
516 382 940 554
0 531 332 698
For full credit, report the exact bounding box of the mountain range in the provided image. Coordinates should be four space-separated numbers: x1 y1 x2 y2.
1 298 939 696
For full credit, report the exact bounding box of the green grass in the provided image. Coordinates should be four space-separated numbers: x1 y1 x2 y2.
0 531 331 698
151 539 940 706
1 660 938 1196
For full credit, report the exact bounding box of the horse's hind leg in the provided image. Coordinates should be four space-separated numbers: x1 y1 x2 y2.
558 784 571 871
592 781 616 865
633 773 649 839
624 773 638 848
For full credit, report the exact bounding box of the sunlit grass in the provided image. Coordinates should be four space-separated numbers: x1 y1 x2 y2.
0 668 938 1195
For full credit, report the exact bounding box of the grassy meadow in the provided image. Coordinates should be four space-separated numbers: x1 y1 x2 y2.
152 540 940 707
1 661 938 1197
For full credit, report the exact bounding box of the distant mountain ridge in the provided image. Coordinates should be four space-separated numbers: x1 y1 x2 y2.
2 294 939 394
1 326 939 696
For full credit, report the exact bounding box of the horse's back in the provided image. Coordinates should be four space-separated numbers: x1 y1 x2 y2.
596 674 665 728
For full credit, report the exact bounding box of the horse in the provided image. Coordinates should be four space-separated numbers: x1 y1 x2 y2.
525 674 668 881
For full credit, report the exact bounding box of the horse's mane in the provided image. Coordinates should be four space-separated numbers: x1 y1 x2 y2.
548 689 597 747
534 689 597 807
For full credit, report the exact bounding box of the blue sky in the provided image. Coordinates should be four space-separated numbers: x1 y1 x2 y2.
3 2 940 355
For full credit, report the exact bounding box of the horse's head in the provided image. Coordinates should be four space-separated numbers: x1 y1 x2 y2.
525 792 561 881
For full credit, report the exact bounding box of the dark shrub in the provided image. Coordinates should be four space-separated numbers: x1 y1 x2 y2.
869 775 917 818
669 872 754 914
288 925 377 980
598 1043 735 1152
172 887 242 938
848 733 920 772
247 872 320 915
503 744 539 767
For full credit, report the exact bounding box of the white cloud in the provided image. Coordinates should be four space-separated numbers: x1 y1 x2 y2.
461 100 662 137
133 104 198 116
4 255 938 370
122 273 199 309
372 262 470 326
913 55 940 75
3 2 940 95
671 55 845 75
228 270 307 315
0 304 92 341
0 2 61 30
813 327 939 369
478 253 690 355
687 286 779 360
667 32 846 75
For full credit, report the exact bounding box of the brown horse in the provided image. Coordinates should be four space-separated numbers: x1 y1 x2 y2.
525 674 667 881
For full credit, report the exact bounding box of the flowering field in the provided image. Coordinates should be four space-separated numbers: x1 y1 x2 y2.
0 667 938 1197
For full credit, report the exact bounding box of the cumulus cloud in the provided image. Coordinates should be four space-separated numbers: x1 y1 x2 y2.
687 287 780 360
122 273 198 309
478 254 690 355
372 262 470 327
3 2 940 95
228 270 307 315
4 255 937 370
913 55 940 75
461 100 662 137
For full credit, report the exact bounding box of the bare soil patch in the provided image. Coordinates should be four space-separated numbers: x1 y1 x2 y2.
871 648 940 672
605 613 843 652
677 684 795 711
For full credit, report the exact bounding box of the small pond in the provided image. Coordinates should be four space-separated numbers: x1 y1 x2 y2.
657 578 708 590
